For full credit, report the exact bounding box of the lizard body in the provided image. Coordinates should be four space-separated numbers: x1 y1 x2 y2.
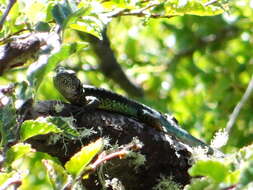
53 67 214 154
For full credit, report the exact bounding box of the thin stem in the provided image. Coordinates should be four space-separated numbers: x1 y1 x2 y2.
225 75 253 134
109 2 174 19
0 0 17 30
75 139 142 182
204 0 219 6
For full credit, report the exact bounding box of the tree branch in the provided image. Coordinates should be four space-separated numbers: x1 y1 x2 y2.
78 28 144 97
0 172 21 190
109 3 174 19
21 100 192 189
0 33 46 75
225 75 253 134
0 0 16 30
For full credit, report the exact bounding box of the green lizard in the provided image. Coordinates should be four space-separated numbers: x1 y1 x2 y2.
53 67 214 154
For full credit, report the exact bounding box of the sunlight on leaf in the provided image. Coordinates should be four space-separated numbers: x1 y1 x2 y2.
189 160 229 183
5 143 32 165
65 138 104 178
20 118 62 141
69 16 103 40
184 178 214 190
43 159 71 190
0 172 17 186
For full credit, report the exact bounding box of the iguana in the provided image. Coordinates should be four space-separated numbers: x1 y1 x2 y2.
53 67 214 154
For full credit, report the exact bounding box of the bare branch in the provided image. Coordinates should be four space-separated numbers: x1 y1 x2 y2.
0 173 21 190
111 11 174 19
204 0 219 6
0 0 17 30
78 29 144 97
0 33 46 75
225 75 253 134
109 7 174 19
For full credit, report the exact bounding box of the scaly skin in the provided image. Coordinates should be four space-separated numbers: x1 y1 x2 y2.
53 67 214 154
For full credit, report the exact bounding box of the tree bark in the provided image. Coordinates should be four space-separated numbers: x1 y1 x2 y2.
22 100 192 189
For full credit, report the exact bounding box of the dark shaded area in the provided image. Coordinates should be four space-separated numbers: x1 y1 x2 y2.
22 100 192 189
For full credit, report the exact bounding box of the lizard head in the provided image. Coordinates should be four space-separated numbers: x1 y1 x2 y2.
53 67 84 105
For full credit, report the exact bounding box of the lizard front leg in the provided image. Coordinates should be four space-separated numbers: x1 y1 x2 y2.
84 96 100 109
75 96 101 117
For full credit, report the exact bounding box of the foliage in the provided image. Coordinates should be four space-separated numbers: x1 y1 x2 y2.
0 0 253 189
20 118 62 141
186 144 253 190
64 138 103 178
153 175 182 190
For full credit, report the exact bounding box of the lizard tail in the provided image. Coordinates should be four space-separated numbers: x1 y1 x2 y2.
161 118 214 154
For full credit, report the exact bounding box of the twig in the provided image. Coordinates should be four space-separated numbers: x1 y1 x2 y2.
204 0 219 6
109 3 174 19
111 11 174 19
204 0 228 12
0 0 17 30
0 29 28 44
225 75 253 134
76 139 143 181
0 173 22 190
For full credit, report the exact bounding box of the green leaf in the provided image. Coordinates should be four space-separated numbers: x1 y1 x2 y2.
5 143 32 165
225 170 240 185
9 151 60 188
240 160 253 187
62 7 90 32
52 3 90 32
65 138 104 178
43 159 71 190
189 160 229 183
102 0 136 9
69 16 103 40
35 21 51 32
184 178 216 190
0 172 16 186
0 101 18 146
20 118 62 141
164 0 225 16
47 117 80 139
15 81 33 101
46 2 54 21
52 3 72 26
